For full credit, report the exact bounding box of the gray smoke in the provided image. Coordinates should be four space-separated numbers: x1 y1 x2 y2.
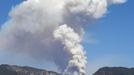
0 0 126 75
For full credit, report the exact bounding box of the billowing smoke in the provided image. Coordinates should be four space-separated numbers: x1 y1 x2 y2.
54 24 87 75
0 0 125 75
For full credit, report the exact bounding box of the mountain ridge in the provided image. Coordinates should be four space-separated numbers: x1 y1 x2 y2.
93 67 134 75
0 64 60 75
0 64 134 75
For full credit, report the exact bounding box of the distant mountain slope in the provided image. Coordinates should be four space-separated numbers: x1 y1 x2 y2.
0 64 59 75
93 67 134 75
1 64 134 75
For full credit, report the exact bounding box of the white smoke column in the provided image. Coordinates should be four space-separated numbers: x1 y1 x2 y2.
54 24 87 75
0 0 126 75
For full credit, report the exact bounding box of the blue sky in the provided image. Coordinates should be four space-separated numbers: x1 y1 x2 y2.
0 0 134 75
85 0 134 73
86 0 134 66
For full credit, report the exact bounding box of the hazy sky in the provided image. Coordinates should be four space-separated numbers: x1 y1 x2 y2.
0 0 134 75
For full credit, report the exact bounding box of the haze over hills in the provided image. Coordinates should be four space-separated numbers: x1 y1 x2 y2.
0 64 134 75
0 64 59 75
93 67 134 75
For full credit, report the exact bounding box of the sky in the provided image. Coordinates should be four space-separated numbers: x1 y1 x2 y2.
0 0 134 75
84 0 134 74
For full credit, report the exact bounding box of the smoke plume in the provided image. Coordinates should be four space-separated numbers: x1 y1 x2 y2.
0 0 125 75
